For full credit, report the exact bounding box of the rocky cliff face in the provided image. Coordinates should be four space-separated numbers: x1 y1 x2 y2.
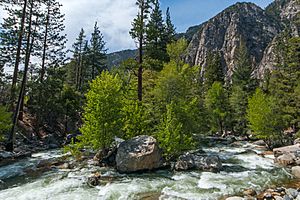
257 0 299 78
186 2 282 79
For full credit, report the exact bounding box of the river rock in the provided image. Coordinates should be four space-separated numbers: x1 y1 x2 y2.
292 166 300 178
273 144 300 166
225 197 244 200
174 152 222 172
253 140 267 146
273 144 300 158
283 195 293 200
116 135 164 173
94 147 117 167
243 189 257 196
286 188 298 198
274 196 284 200
294 138 300 145
276 153 296 166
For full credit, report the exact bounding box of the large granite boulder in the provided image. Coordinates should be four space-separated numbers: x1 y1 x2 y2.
273 144 300 166
116 135 164 173
174 151 222 172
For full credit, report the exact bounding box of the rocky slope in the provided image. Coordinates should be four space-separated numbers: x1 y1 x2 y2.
257 0 299 78
185 2 282 79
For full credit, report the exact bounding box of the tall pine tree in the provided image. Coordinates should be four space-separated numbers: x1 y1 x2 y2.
89 22 107 79
40 0 67 82
145 0 167 70
230 39 257 135
130 0 151 101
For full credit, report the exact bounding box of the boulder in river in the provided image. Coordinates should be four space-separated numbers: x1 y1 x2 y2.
273 144 300 166
116 135 164 173
174 151 222 172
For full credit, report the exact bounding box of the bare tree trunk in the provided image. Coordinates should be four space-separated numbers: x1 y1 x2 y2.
137 4 144 102
40 5 50 83
10 0 28 107
6 0 35 152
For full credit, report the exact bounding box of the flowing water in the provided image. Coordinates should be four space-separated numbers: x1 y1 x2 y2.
0 142 292 200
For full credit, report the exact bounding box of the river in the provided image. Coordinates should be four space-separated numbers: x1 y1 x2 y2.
0 141 292 200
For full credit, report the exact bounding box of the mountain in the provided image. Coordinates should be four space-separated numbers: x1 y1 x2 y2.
106 49 137 69
106 0 299 79
185 2 283 80
257 0 299 78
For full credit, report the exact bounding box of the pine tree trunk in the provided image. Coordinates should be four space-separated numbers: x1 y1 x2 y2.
41 6 50 83
138 5 144 102
7 0 34 152
10 0 28 107
19 15 39 120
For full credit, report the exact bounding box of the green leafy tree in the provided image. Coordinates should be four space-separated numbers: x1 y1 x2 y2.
205 81 229 134
79 72 124 149
154 39 206 157
247 89 284 147
156 101 193 158
121 100 149 140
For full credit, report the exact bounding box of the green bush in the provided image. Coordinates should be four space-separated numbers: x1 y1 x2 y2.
0 106 12 141
79 72 124 149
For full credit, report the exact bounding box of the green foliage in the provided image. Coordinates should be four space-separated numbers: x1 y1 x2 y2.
247 89 284 144
232 40 257 91
145 0 167 70
156 101 194 158
79 72 124 149
205 82 229 134
121 100 149 140
203 52 224 91
229 39 257 135
269 36 300 132
153 39 206 157
0 106 12 141
88 22 107 79
229 85 248 135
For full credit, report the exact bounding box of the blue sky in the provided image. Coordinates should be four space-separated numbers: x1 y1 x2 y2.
0 0 274 52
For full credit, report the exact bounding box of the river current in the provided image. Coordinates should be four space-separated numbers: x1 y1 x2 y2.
0 142 292 200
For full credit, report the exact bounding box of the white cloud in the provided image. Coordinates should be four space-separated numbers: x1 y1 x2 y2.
59 0 137 52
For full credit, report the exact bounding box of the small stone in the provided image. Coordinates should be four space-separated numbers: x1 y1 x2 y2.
292 166 300 178
263 192 273 200
226 197 244 200
274 196 283 200
282 195 292 200
87 172 101 187
243 189 257 196
286 188 298 198
274 187 286 194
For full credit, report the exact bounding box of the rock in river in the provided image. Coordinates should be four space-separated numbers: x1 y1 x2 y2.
116 135 164 173
292 166 300 178
174 151 222 172
273 144 300 166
